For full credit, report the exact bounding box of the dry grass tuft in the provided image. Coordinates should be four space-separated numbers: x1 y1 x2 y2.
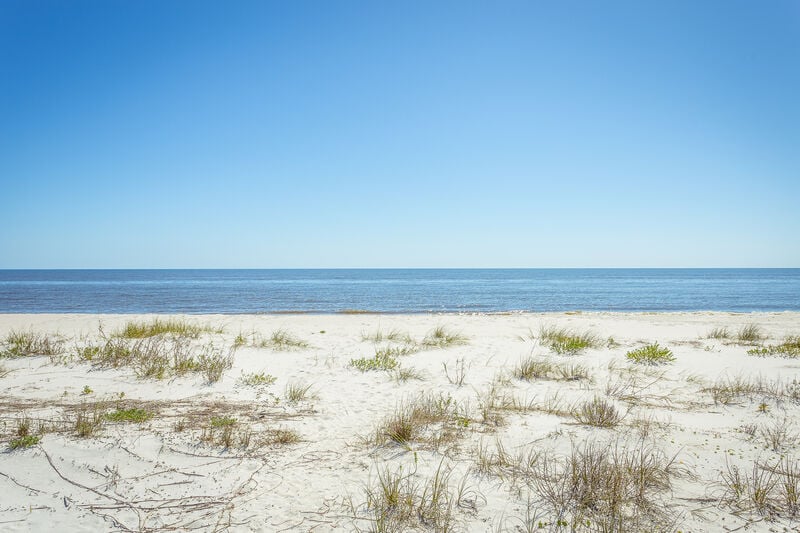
572 397 624 427
358 461 466 532
706 327 731 340
514 357 591 382
530 439 679 530
422 326 468 349
1 330 64 358
720 456 800 517
256 329 309 350
371 394 465 449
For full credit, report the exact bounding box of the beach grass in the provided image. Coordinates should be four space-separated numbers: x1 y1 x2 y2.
572 397 623 427
114 318 221 339
1 330 63 358
747 336 800 358
105 407 153 423
737 324 765 344
537 325 601 355
626 343 676 365
422 326 467 348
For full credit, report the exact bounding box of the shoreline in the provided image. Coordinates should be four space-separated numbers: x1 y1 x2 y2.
1 312 799 531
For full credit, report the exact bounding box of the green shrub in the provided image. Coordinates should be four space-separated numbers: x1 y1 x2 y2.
105 408 153 423
748 337 800 358
538 326 600 355
625 343 675 365
9 435 41 449
350 351 399 372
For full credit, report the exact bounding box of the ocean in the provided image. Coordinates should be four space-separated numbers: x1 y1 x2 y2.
0 269 798 314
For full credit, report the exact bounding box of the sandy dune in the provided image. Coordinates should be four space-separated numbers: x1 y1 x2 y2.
1 312 799 532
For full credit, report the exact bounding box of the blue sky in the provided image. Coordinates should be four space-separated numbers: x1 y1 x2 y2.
1 1 798 268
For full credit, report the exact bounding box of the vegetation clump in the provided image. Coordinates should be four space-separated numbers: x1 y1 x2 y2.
105 408 153 423
514 357 591 381
284 382 314 403
572 397 623 427
372 394 464 448
256 329 309 350
626 343 675 365
531 439 678 530
74 337 233 382
114 318 219 339
9 435 41 450
1 330 63 358
422 326 467 348
748 337 800 358
538 325 601 355
350 351 399 372
359 462 458 532
706 327 731 340
239 371 277 386
736 324 765 344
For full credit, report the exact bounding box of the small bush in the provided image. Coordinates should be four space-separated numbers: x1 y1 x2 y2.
350 351 399 372
626 343 675 365
239 371 277 386
105 408 153 423
9 435 41 450
748 336 800 358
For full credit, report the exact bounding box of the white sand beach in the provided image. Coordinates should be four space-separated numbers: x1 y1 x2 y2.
1 312 799 532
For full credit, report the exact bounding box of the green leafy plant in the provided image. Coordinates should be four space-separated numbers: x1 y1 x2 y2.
9 435 41 450
625 343 675 365
105 408 153 423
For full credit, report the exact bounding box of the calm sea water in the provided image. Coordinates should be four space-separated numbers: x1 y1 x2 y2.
0 269 798 314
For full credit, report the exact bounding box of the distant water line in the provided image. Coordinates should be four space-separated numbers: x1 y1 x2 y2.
0 269 798 314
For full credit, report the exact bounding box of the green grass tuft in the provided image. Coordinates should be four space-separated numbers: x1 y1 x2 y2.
1 330 63 358
706 327 731 340
422 326 467 348
105 408 153 423
114 318 220 339
538 325 601 355
625 343 675 365
737 324 765 344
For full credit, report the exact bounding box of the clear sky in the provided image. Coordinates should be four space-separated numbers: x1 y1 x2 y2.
1 1 798 268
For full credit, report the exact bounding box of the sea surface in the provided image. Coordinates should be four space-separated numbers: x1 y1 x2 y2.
0 269 798 314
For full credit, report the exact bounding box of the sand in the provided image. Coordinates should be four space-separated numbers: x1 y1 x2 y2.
0 312 799 532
